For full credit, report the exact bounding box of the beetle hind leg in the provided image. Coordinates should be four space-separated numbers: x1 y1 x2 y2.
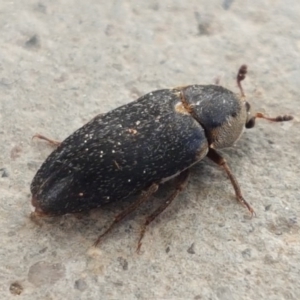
136 169 190 253
32 134 61 147
94 183 159 247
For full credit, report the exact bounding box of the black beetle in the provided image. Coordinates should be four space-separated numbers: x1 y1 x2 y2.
30 65 293 251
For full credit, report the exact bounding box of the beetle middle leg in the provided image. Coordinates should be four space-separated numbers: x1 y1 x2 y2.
136 169 190 253
32 134 61 147
94 183 159 247
207 148 255 216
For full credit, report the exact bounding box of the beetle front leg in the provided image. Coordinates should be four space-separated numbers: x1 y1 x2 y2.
94 183 159 247
136 170 190 253
207 148 255 217
32 134 61 147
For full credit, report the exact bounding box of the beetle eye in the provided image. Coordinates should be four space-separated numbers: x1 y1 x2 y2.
246 117 255 128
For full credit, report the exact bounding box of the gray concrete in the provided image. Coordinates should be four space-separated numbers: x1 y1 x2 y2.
1 1 299 299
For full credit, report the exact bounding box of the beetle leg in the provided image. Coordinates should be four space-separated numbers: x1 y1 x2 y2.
93 183 159 247
136 170 190 253
32 134 61 147
207 148 255 217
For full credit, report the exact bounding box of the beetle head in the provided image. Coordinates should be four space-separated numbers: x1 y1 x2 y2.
179 65 292 150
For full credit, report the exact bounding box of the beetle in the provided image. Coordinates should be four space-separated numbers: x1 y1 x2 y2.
30 65 293 251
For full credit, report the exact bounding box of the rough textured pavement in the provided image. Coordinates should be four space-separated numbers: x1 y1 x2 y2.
1 1 299 299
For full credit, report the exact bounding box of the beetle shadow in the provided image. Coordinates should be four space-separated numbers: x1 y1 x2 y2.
30 141 257 247
29 183 179 246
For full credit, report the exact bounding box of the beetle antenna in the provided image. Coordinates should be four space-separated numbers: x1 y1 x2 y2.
246 112 293 128
237 64 247 98
254 112 293 122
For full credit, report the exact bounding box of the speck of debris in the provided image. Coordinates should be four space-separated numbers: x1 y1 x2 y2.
194 12 215 35
74 279 87 291
222 0 235 10
117 257 129 270
9 282 23 295
25 35 40 48
10 145 22 160
35 3 47 13
39 247 48 254
241 248 252 259
0 167 9 177
165 246 170 253
265 204 272 211
187 243 196 254
105 24 115 36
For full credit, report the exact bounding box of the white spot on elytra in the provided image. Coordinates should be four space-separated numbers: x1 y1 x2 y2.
79 193 84 196
112 150 115 153
128 179 131 182
136 120 140 125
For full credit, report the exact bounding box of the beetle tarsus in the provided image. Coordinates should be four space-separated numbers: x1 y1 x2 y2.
207 148 255 216
94 183 159 247
32 134 61 147
237 195 256 218
136 170 190 253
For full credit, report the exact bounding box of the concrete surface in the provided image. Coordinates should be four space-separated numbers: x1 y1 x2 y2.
0 0 299 299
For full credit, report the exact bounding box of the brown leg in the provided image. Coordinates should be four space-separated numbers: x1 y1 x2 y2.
207 148 255 216
136 170 190 253
94 183 159 247
32 134 61 147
